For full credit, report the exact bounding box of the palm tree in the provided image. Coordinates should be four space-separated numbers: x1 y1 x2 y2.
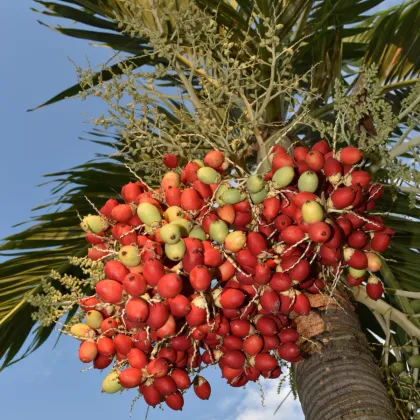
1 0 420 418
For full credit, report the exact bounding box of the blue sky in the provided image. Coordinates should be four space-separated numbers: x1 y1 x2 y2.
0 0 404 419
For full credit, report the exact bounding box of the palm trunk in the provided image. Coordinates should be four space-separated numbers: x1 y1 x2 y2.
293 297 397 420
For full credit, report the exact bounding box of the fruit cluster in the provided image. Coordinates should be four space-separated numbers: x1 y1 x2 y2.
71 140 393 411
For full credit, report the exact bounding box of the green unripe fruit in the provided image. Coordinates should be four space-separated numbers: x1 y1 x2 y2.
209 220 229 243
215 183 229 206
250 184 268 204
81 215 108 234
197 167 221 184
301 200 324 224
224 231 246 252
160 223 181 244
102 371 123 394
86 310 104 329
193 159 205 168
137 202 162 226
119 245 141 267
272 166 295 188
298 171 319 193
171 218 193 237
408 355 420 368
165 240 187 261
164 206 184 222
70 323 94 338
348 267 366 278
220 188 246 205
189 226 207 241
389 361 405 375
410 299 420 314
246 174 265 193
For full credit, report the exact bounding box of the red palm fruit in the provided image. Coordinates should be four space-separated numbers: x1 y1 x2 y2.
365 200 376 211
100 318 119 337
260 288 280 314
165 391 184 411
119 368 143 388
141 241 163 262
336 217 353 236
114 334 133 356
346 170 371 187
371 233 391 252
204 150 224 168
88 244 110 260
255 315 278 336
184 238 204 253
263 335 280 351
217 205 236 224
117 224 138 246
100 198 119 218
274 214 292 231
156 315 176 339
96 280 123 304
245 366 261 382
280 198 298 217
348 230 368 249
127 348 148 369
140 383 162 407
280 256 310 281
158 347 177 364
194 377 211 400
257 222 274 237
204 247 223 267
243 335 264 356
308 222 331 243
136 235 148 247
255 353 277 371
324 224 343 248
190 265 212 292
368 184 384 200
319 245 341 265
364 216 384 232
246 232 267 256
152 376 177 397
171 335 192 352
236 249 258 273
111 204 133 223
169 294 191 318
280 226 305 245
350 184 364 208
224 335 243 351
269 272 292 292
187 350 202 369
97 337 115 357
344 247 368 269
221 365 243 381
223 350 246 369
223 309 239 319
181 188 204 211
272 152 294 172
329 187 356 209
215 315 231 336
292 293 311 315
305 150 325 172
80 296 100 312
273 145 288 154
183 249 204 273
366 252 382 272
234 199 251 212
312 139 331 154
142 258 165 287
215 259 235 281
147 302 170 330
163 154 179 168
347 273 365 286
86 231 106 245
323 157 343 182
254 263 272 285
366 276 383 300
93 354 113 369
294 146 309 161
264 171 273 181
181 162 200 184
233 210 252 227
193 179 213 199
293 192 317 208
202 350 216 364
338 146 363 165
79 341 98 363
278 342 301 362
230 319 253 337
202 213 219 234
123 273 147 297
262 197 281 220
126 298 149 323
165 186 182 206
185 297 207 327
279 328 299 343
344 213 364 230
169 369 190 391
138 193 162 209
307 278 325 294
133 330 152 353
147 357 170 378
262 367 282 379
220 289 246 309
296 160 310 175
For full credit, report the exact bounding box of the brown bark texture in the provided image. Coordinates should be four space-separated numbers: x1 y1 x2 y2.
293 298 397 420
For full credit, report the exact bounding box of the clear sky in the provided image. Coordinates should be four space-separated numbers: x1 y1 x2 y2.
0 0 404 419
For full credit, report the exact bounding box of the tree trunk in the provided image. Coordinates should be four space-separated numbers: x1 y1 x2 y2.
293 297 397 420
